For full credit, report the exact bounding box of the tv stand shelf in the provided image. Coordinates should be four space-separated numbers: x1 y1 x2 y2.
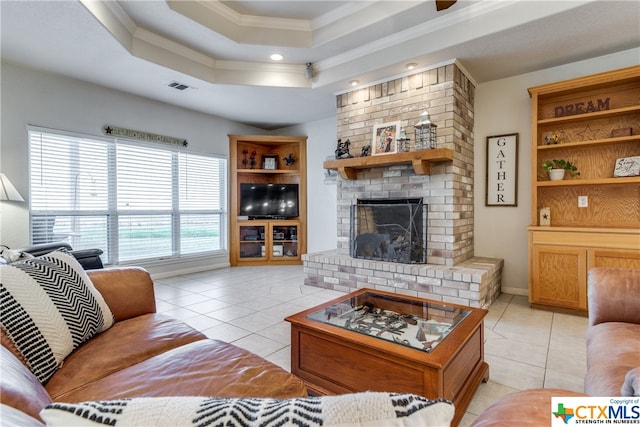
229 135 307 266
237 169 300 175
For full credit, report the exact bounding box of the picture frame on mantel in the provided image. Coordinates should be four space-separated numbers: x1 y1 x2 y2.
485 133 518 206
372 121 400 156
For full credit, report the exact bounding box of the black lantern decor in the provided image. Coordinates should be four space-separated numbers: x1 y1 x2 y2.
414 110 437 150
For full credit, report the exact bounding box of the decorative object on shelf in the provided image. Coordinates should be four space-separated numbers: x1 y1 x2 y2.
414 111 437 150
552 97 610 118
486 133 518 206
283 153 295 166
611 127 632 137
613 156 640 177
250 150 257 169
372 121 400 155
262 154 278 170
539 207 551 226
360 145 371 157
541 159 580 181
335 139 352 159
242 149 249 168
544 131 566 145
576 124 601 141
396 128 410 152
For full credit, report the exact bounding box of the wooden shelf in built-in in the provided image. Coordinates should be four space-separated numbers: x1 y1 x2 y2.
323 148 454 179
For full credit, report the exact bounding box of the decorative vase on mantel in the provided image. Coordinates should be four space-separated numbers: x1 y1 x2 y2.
548 169 566 181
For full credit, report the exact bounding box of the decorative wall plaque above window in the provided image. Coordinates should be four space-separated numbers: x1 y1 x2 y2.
102 125 188 147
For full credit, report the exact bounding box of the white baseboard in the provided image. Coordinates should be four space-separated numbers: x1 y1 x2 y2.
501 286 528 297
149 262 231 280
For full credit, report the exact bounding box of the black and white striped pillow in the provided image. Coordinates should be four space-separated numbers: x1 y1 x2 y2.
0 249 113 384
41 393 454 427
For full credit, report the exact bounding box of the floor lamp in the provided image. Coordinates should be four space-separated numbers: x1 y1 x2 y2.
0 173 24 201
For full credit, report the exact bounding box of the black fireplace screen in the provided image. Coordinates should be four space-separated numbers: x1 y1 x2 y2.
350 199 427 264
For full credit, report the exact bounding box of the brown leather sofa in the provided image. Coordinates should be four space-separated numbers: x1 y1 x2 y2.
1 267 307 426
471 267 640 426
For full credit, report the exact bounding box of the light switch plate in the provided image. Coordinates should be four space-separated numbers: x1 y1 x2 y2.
578 196 588 208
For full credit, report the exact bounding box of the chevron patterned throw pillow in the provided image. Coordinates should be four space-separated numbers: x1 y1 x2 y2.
0 249 114 384
41 393 454 427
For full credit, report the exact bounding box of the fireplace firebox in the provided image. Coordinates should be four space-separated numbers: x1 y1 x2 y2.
350 198 427 264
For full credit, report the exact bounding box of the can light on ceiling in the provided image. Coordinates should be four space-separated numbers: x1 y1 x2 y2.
406 63 418 70
270 53 284 61
350 80 359 86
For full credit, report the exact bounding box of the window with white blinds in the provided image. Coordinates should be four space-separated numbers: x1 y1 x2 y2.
28 127 227 265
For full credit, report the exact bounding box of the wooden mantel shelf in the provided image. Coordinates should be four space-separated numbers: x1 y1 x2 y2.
323 148 454 180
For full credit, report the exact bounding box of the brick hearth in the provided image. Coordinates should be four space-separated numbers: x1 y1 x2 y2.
303 251 502 308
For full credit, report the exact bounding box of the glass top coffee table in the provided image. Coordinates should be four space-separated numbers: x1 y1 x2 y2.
306 290 471 353
285 288 488 427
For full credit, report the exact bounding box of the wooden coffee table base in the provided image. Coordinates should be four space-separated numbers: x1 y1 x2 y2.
286 289 489 427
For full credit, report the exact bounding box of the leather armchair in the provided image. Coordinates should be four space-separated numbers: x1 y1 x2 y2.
18 241 104 270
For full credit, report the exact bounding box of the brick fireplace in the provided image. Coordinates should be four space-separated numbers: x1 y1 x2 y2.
304 62 503 308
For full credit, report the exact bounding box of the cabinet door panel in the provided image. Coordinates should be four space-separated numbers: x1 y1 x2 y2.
238 223 267 260
589 248 640 270
531 245 587 310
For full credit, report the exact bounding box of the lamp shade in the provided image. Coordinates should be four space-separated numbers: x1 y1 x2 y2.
0 173 25 201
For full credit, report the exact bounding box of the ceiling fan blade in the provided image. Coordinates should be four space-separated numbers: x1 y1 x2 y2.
435 0 456 11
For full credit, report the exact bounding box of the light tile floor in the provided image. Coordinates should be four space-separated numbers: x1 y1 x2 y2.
153 265 588 426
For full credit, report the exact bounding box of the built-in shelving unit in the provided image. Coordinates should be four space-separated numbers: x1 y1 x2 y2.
527 65 640 314
229 135 307 266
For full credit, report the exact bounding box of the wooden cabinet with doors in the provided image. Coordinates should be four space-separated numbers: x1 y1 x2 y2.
527 66 640 314
529 228 639 312
229 135 307 266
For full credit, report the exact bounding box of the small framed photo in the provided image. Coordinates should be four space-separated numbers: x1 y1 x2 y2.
372 121 400 156
262 154 278 170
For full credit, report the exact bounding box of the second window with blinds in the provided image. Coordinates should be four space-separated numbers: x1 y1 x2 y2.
28 127 227 265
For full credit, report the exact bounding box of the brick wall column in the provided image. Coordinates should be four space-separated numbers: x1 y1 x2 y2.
335 63 475 266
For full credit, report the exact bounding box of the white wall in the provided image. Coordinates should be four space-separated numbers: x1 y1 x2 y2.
0 61 264 276
473 48 640 295
3 48 638 286
275 116 338 253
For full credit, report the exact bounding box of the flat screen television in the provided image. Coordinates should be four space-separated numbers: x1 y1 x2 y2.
239 183 299 219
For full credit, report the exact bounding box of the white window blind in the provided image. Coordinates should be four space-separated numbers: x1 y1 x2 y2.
29 127 227 265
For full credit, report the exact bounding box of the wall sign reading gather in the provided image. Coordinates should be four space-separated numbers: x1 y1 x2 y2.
485 133 518 207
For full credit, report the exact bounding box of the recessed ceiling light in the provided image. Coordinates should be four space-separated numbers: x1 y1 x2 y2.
350 80 359 86
406 63 418 70
270 53 284 61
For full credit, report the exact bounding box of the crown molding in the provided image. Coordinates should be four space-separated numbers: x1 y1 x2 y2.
81 0 595 92
81 0 134 50
134 28 214 67
81 0 310 88
167 0 312 47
